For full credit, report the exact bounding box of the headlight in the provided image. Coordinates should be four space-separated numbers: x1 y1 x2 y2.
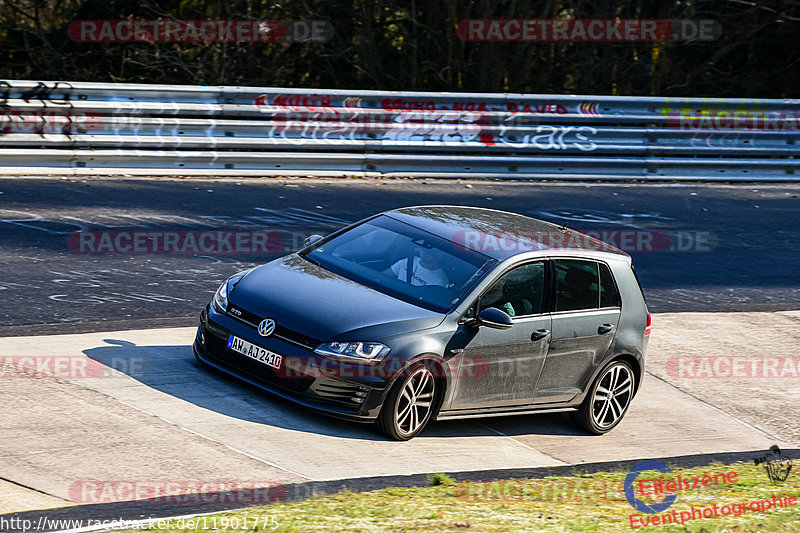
314 341 390 364
211 268 255 313
212 280 229 313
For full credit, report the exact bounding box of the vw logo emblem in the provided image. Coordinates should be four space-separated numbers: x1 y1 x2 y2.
258 318 276 337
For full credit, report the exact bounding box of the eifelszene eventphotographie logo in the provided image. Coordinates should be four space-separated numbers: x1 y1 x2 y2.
624 460 678 514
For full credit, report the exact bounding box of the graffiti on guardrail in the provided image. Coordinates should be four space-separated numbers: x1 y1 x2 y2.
578 102 601 116
255 94 575 115
519 125 597 150
686 131 759 149
255 93 337 111
0 81 10 108
0 81 73 110
18 81 73 105
380 98 569 115
254 115 599 149
252 93 599 148
0 81 797 177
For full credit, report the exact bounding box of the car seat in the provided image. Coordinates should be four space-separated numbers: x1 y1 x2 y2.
560 267 597 310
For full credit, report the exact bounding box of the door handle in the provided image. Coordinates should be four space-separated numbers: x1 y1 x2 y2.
531 329 550 341
598 323 616 335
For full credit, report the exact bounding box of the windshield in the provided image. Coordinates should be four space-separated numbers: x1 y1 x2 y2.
302 215 496 313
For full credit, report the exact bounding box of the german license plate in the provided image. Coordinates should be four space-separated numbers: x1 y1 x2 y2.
227 334 282 370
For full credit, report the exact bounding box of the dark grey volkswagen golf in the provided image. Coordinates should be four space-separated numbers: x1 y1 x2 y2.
194 206 650 440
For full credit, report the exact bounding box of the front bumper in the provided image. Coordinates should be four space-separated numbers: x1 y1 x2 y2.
193 305 391 422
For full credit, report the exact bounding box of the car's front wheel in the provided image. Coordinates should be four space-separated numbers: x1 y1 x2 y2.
571 359 635 434
376 363 436 440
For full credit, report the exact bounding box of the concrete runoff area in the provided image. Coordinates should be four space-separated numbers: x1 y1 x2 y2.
0 480 70 515
0 312 797 515
646 310 800 446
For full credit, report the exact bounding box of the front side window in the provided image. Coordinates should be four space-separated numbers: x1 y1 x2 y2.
479 261 546 317
554 259 599 311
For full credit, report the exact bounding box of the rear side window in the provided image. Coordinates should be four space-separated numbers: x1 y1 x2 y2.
599 262 621 308
554 259 599 311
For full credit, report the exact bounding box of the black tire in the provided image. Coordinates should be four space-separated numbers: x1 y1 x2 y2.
376 362 436 440
571 359 635 435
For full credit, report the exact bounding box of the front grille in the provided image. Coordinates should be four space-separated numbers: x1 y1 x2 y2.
274 324 320 350
226 304 320 350
204 331 314 394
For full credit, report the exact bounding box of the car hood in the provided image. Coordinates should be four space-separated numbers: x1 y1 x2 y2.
228 254 445 342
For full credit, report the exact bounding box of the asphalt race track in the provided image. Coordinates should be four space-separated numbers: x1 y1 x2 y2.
1 176 799 524
1 177 800 334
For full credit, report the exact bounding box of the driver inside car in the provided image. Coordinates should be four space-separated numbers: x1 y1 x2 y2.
387 246 449 287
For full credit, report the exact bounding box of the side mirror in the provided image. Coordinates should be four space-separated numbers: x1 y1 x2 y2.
473 307 513 330
303 234 324 247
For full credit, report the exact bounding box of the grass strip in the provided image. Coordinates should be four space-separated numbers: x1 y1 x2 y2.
117 461 800 532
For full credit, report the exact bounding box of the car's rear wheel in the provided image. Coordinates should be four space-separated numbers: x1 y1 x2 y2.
376 363 436 440
571 359 634 434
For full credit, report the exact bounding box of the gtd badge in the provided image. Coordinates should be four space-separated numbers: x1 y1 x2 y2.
258 318 276 337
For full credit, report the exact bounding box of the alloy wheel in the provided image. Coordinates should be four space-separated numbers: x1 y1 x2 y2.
591 363 634 430
395 367 435 436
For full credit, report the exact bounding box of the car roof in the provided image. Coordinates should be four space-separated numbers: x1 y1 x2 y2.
385 205 629 260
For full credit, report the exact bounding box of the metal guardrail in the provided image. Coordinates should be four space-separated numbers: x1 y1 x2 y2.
0 80 798 180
